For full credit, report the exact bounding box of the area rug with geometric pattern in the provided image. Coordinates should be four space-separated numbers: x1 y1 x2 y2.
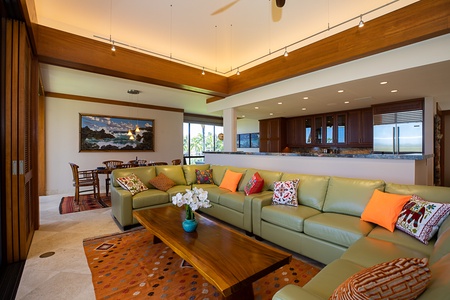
59 194 111 214
83 228 321 300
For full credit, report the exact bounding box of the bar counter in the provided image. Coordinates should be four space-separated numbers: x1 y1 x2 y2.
204 151 434 185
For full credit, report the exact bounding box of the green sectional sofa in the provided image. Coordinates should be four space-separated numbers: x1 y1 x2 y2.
110 164 450 299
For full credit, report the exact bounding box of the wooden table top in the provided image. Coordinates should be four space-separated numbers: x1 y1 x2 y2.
133 206 292 299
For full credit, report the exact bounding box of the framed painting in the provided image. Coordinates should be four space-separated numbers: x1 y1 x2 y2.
79 114 154 151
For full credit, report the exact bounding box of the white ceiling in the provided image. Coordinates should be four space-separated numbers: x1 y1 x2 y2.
35 0 450 120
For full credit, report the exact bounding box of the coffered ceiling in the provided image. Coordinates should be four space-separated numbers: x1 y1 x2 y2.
34 0 450 119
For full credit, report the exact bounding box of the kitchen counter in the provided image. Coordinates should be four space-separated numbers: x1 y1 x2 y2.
204 152 434 185
205 151 432 160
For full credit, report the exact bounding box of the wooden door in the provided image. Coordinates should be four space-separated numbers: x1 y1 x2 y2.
3 20 37 262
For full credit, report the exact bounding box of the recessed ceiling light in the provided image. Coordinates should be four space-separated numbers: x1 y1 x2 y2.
255 106 259 109
242 115 245 118
302 108 307 111
278 102 282 105
391 89 398 93
380 81 388 85
269 112 274 116
303 96 309 100
344 101 350 104
338 90 344 93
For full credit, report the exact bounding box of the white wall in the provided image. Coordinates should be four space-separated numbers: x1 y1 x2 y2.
45 97 183 195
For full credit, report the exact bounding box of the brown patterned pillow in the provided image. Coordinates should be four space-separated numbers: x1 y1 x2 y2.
148 173 176 191
116 173 148 196
330 257 431 300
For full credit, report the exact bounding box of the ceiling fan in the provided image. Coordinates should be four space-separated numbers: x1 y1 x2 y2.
211 0 286 15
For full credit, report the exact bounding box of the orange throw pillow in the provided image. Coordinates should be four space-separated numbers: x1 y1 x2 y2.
361 190 412 232
219 170 243 192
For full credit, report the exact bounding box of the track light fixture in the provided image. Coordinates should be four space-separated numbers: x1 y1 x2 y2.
358 15 365 28
95 1 399 76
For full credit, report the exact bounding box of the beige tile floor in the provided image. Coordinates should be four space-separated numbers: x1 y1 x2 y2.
15 194 120 300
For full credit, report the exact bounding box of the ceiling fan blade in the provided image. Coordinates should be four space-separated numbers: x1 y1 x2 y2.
211 0 240 15
276 0 286 8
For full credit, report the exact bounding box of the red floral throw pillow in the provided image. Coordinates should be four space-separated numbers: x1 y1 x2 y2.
272 179 300 206
244 172 264 196
195 169 213 184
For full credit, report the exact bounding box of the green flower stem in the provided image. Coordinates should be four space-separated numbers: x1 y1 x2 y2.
185 205 194 220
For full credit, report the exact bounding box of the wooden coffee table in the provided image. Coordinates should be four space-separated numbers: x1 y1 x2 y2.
133 205 292 300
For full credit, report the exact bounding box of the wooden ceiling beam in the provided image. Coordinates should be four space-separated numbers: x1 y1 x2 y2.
226 0 450 95
35 25 229 98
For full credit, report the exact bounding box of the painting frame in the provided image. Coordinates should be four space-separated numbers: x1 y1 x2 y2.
79 113 155 152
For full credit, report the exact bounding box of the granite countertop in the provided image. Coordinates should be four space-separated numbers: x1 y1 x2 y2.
204 151 433 160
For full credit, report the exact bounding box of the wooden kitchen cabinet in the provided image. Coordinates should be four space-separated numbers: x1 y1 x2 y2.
347 108 373 146
259 118 287 152
287 117 303 147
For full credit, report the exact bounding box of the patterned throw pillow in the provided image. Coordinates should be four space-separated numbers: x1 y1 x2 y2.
330 257 431 300
272 179 299 206
396 194 450 244
116 173 148 196
244 172 264 196
148 173 176 192
195 169 213 184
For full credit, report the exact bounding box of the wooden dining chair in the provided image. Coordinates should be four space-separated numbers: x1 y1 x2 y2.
172 159 182 165
69 163 100 204
129 159 147 166
102 160 123 196
117 163 138 168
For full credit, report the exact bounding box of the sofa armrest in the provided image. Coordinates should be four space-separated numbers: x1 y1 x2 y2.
252 193 274 236
273 284 324 300
110 185 134 228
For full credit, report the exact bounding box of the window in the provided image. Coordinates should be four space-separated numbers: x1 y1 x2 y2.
183 122 223 165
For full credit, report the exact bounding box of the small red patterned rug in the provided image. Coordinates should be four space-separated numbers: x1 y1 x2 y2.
83 228 321 300
59 194 111 214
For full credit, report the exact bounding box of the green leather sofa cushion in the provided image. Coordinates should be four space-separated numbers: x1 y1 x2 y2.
368 226 435 256
385 183 450 204
323 176 385 217
198 185 228 203
210 165 228 186
420 253 450 300
111 166 156 188
155 165 187 185
304 213 374 248
281 173 330 211
261 205 321 232
132 189 169 209
430 223 450 265
341 237 429 268
239 168 283 192
182 164 211 185
218 192 245 213
302 259 365 300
